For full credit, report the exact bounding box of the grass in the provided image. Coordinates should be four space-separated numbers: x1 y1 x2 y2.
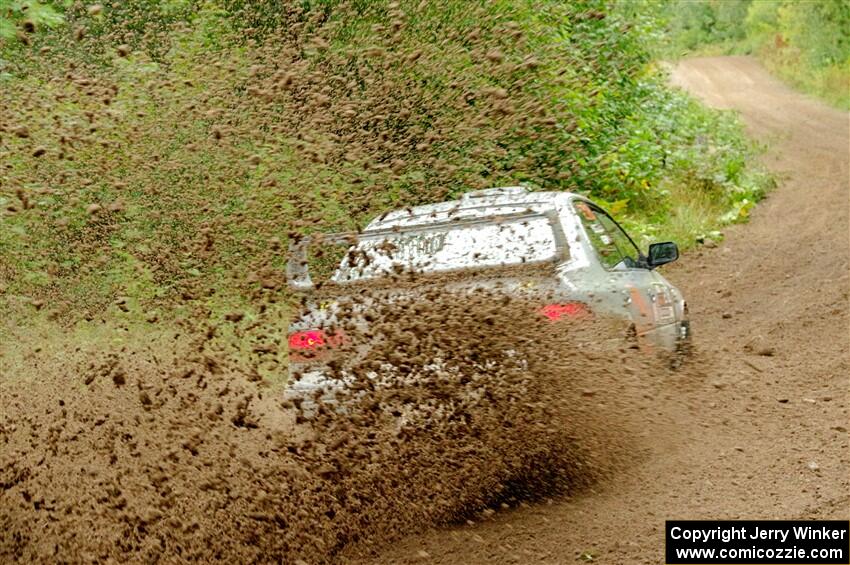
759 49 850 110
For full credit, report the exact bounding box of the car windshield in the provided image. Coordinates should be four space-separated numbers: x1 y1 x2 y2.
331 214 564 282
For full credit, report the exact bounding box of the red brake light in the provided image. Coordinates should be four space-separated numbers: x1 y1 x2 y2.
539 302 591 321
288 329 344 351
289 330 327 351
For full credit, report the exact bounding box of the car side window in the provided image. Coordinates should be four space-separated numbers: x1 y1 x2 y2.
573 201 642 270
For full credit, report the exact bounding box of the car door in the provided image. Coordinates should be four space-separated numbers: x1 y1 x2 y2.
572 201 676 343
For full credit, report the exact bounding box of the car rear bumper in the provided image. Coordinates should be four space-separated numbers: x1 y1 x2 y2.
285 367 349 400
287 320 691 403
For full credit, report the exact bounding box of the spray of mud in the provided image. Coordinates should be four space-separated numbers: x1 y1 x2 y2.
0 274 668 563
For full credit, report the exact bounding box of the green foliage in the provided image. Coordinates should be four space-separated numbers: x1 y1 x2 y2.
0 1 66 40
669 0 749 52
615 79 771 247
0 0 66 77
774 1 850 67
744 0 780 42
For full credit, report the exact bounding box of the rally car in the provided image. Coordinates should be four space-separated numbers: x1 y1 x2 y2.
285 186 690 400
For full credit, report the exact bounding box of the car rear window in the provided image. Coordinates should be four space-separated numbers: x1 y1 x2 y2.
332 214 565 282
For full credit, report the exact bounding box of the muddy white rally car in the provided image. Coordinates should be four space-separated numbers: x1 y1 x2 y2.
285 186 690 400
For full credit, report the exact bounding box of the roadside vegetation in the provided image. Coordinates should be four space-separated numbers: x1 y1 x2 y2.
1 0 771 336
648 0 850 109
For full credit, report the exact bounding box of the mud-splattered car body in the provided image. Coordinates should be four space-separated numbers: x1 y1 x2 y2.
285 186 689 399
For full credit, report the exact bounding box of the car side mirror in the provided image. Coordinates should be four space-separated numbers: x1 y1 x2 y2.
647 242 679 269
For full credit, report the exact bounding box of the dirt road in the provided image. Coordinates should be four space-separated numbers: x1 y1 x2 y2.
364 56 850 564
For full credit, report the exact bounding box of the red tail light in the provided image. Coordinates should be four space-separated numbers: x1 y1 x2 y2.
288 329 345 363
539 302 591 321
288 329 344 351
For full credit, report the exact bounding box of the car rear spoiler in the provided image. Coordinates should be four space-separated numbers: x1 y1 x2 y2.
285 210 569 291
